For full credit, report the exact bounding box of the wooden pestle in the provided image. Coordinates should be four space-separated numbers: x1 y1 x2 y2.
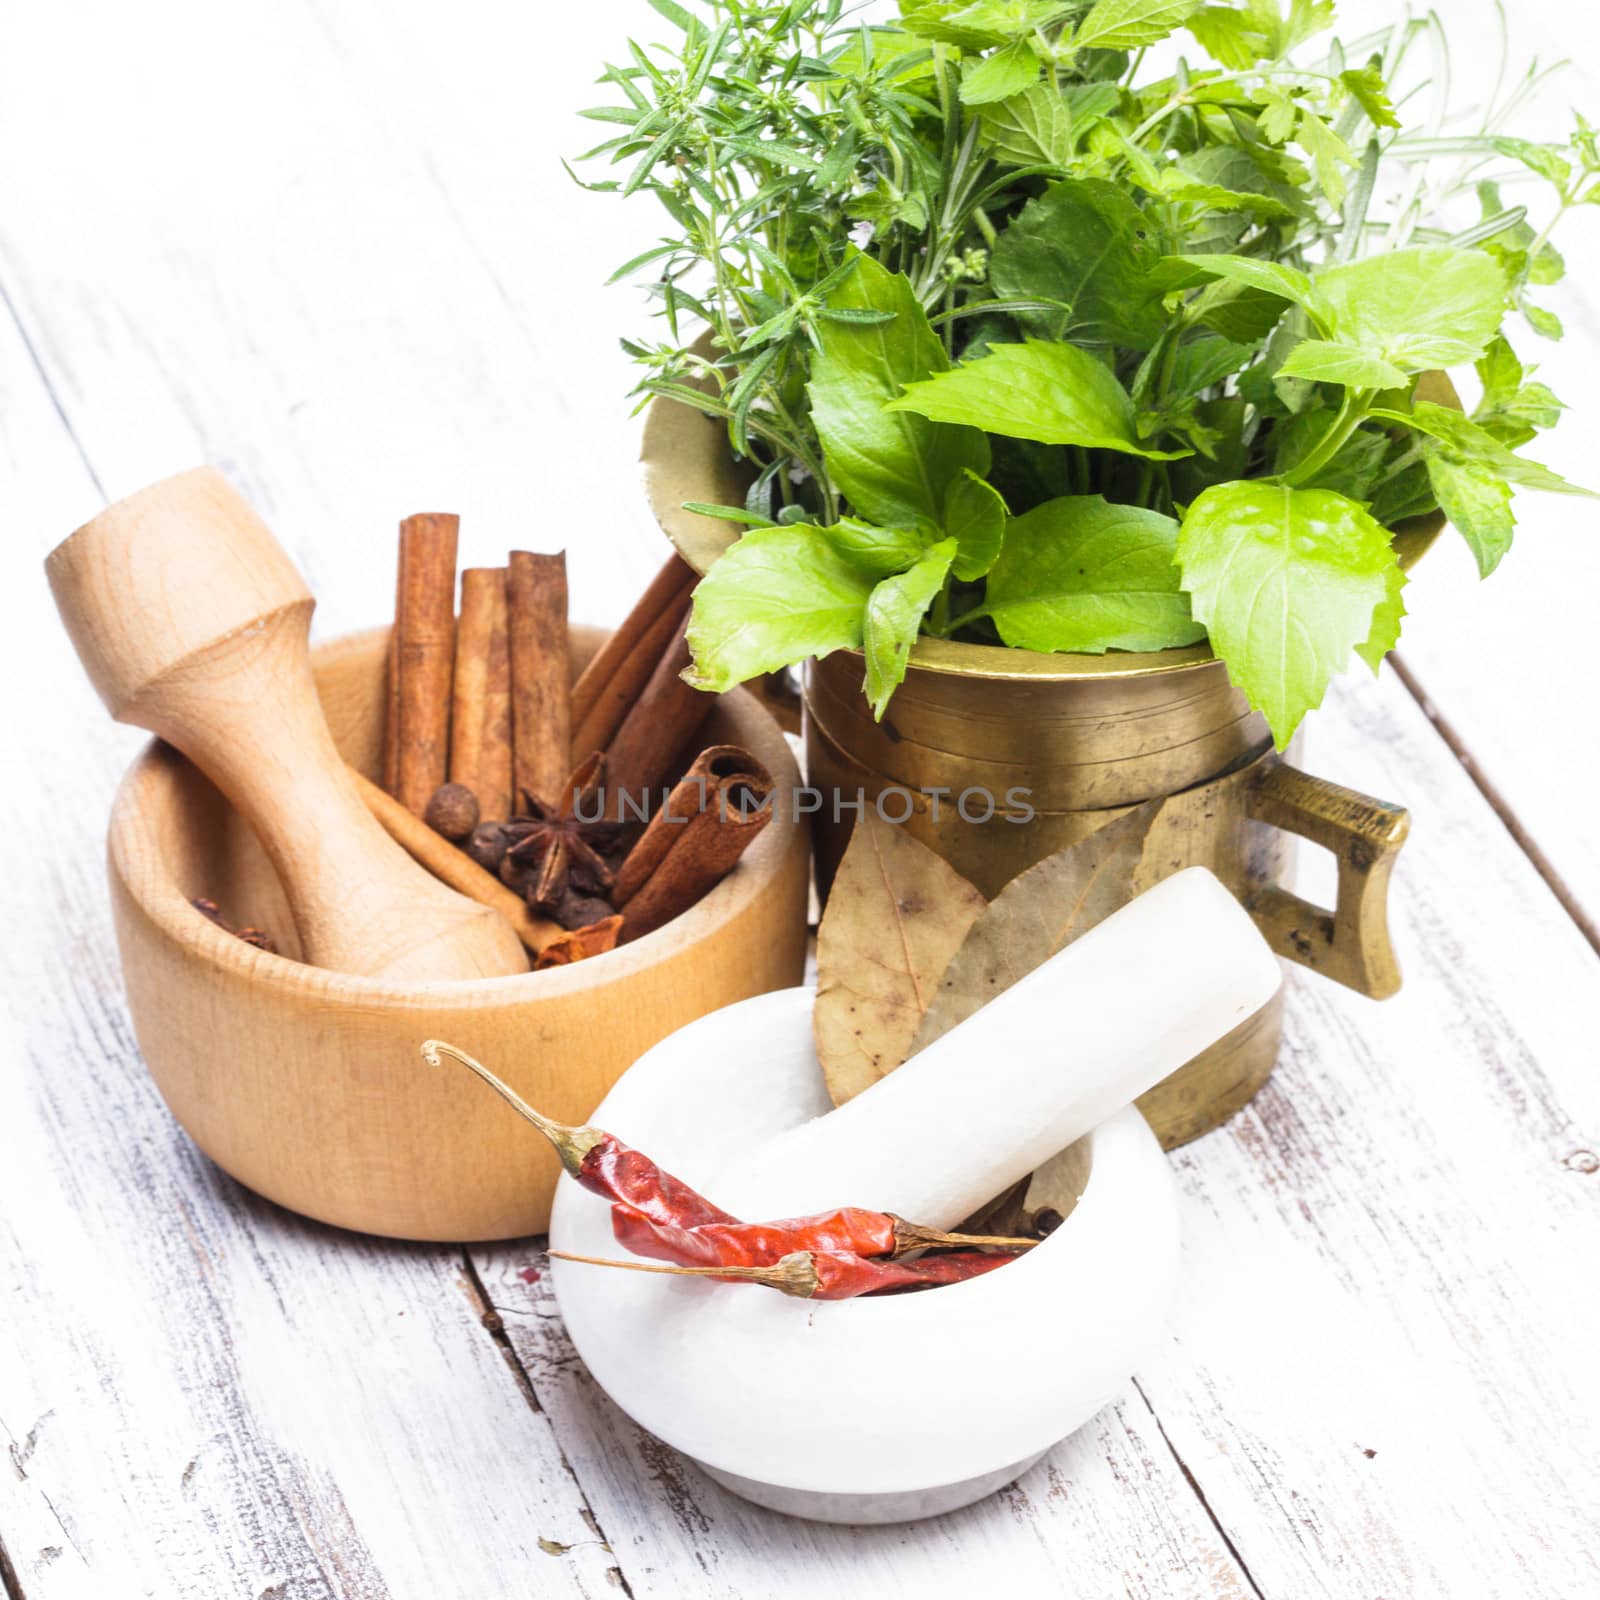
46 467 530 982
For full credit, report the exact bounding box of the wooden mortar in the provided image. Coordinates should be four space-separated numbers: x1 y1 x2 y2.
106 624 811 1241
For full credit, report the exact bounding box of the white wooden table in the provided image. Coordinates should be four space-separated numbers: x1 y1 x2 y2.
4 3 1598 1595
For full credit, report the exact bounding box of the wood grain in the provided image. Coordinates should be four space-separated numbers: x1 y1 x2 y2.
3 0 1599 1592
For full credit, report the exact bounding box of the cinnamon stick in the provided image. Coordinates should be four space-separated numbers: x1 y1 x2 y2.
351 768 561 956
603 613 715 821
535 914 624 970
393 513 459 815
570 555 696 761
507 550 571 808
382 629 401 795
451 568 513 821
614 745 774 942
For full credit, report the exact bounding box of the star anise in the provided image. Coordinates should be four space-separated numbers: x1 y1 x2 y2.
497 753 624 917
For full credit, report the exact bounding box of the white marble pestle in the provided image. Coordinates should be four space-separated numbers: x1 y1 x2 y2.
714 866 1281 1229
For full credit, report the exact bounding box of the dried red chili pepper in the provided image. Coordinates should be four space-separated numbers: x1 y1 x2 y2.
551 1247 1023 1300
610 1204 1037 1269
422 1040 734 1227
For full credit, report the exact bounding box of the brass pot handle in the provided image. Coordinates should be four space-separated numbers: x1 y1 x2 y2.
1243 758 1409 999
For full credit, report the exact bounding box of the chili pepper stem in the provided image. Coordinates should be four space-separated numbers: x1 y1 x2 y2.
891 1219 1040 1255
549 1248 817 1298
421 1039 604 1174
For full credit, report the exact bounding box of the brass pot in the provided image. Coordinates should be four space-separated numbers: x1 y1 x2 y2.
642 385 1438 1147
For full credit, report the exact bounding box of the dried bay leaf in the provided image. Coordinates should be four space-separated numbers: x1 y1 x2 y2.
815 811 987 1106
908 799 1163 1056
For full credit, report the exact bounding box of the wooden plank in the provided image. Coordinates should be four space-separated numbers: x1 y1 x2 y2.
1133 666 1600 1598
471 1246 1258 1600
0 290 623 1599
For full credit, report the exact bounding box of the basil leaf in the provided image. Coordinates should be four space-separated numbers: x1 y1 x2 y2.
1175 254 1321 320
992 179 1167 349
1275 339 1408 390
1424 453 1516 579
1177 482 1403 748
944 470 1008 580
888 340 1191 458
1170 334 1260 392
809 254 989 532
864 540 958 716
685 525 877 691
987 495 1206 652
1310 246 1507 372
826 519 930 578
1072 0 1202 51
960 39 1040 105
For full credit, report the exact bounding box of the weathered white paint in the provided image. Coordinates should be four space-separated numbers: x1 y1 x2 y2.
2 0 1598 1594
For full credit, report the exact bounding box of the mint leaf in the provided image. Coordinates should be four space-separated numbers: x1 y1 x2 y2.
987 495 1206 652
992 179 1166 349
1493 136 1573 189
863 540 957 716
685 525 877 691
1311 246 1506 371
944 470 1008 580
980 83 1073 167
960 39 1040 105
1072 0 1202 51
1275 339 1408 390
888 340 1191 458
1424 453 1516 578
809 254 989 533
1473 335 1563 446
1177 482 1402 748
1404 401 1594 498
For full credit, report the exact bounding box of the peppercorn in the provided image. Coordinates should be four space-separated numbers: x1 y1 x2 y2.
424 782 480 842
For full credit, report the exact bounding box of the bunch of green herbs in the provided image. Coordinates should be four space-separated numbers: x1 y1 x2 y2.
577 0 1596 745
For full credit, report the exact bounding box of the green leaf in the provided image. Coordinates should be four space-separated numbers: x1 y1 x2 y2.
888 340 1191 458
825 519 929 578
1152 169 1296 217
987 495 1206 652
1311 246 1506 372
1402 401 1594 498
1473 335 1563 445
863 540 958 716
960 39 1040 105
1296 109 1352 204
1424 453 1516 578
1275 339 1408 390
809 254 990 532
1187 0 1331 64
897 0 1014 48
1169 335 1259 392
1177 482 1403 748
943 470 1008 580
1072 0 1201 51
979 83 1073 167
1522 301 1564 340
1493 136 1573 189
1174 254 1320 319
1340 65 1399 130
1355 556 1407 674
1254 86 1300 145
685 526 878 691
991 179 1167 348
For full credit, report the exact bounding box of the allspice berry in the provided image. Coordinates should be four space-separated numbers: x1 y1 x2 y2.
467 821 510 874
424 782 480 842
